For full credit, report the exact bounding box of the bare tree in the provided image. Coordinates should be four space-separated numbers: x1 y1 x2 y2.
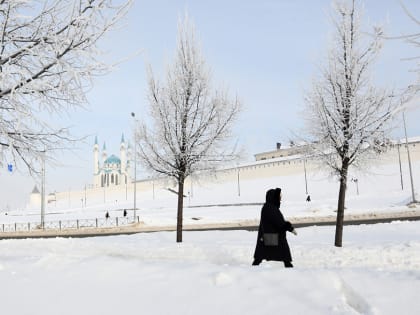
304 0 399 247
396 0 419 92
0 0 131 173
137 16 241 242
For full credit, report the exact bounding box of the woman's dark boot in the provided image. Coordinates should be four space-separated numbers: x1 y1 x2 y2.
284 261 293 268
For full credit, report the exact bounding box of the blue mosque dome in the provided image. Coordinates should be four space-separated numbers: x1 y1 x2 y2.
104 154 121 165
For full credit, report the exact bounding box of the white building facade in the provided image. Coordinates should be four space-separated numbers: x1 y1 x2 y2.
93 135 131 188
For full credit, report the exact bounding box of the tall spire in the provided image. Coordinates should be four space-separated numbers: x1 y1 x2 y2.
93 136 99 151
120 133 127 174
102 142 107 164
93 136 100 180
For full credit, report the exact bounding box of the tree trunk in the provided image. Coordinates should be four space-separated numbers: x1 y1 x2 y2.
335 160 349 247
176 177 185 243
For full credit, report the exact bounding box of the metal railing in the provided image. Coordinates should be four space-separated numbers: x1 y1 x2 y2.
0 215 140 233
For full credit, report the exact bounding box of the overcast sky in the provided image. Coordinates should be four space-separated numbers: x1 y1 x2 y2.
1 0 419 209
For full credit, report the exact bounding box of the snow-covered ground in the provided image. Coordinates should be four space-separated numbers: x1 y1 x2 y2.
1 155 420 314
1 221 419 315
3 159 420 228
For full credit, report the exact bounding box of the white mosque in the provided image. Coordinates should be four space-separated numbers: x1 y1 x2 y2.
93 134 131 188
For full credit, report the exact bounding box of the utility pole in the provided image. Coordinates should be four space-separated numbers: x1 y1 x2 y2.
403 112 417 203
237 166 241 197
131 112 137 222
397 140 404 191
41 150 46 229
303 158 308 195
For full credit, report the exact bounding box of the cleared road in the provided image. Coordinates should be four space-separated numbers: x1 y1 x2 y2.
190 215 420 231
1 210 419 239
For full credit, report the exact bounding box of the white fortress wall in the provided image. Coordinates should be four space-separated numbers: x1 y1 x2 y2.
48 142 420 211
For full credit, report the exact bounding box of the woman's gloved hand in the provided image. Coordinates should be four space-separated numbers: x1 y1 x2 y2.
284 221 294 232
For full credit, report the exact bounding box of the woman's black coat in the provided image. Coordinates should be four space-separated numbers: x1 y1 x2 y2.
253 188 294 262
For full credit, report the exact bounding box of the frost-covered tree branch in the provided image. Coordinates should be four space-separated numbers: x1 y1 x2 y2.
381 1 420 93
0 0 131 173
304 0 399 247
137 16 241 242
397 0 420 92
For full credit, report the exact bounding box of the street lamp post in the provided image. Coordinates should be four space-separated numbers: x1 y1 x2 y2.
303 158 308 195
351 178 359 195
237 166 241 197
131 112 137 222
402 111 417 203
41 150 46 229
397 140 404 191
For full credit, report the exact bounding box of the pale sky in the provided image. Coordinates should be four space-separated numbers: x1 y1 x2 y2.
1 0 419 209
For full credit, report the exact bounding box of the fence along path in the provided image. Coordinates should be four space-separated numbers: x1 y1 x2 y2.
0 215 140 234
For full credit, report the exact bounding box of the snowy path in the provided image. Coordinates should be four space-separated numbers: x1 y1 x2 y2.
1 208 420 239
0 221 419 314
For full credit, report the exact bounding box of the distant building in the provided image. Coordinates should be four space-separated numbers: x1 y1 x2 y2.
29 186 41 208
254 142 309 161
27 186 56 209
255 137 420 161
93 134 131 188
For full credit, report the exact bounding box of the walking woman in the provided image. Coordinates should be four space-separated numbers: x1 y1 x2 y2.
252 188 297 267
